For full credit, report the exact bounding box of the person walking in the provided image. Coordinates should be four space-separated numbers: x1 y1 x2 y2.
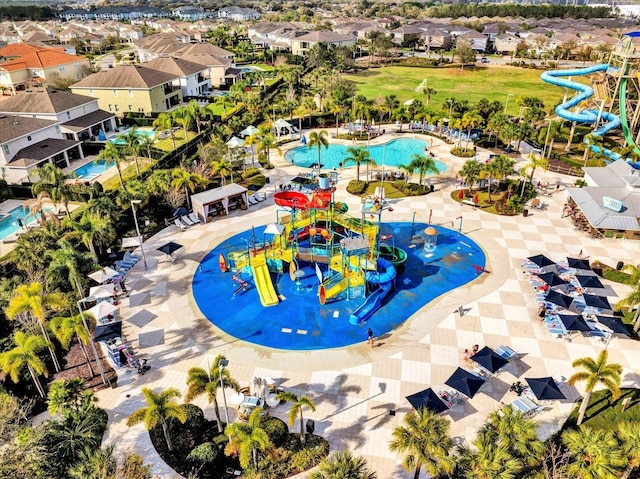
367 327 374 347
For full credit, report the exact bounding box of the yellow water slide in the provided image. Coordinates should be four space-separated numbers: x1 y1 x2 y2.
251 256 279 307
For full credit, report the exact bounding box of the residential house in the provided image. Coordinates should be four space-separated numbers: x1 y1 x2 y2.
143 56 210 98
135 32 192 63
0 87 117 142
0 47 90 95
0 26 21 44
458 30 488 51
172 6 207 22
179 53 234 87
0 115 84 184
217 6 260 21
59 9 96 22
419 28 452 51
70 64 182 116
494 34 521 55
389 25 424 45
290 31 355 56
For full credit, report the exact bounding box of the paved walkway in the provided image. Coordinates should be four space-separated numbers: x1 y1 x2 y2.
94 131 640 478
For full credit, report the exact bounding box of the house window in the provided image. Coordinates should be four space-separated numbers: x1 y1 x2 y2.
66 111 71 119
82 105 86 114
27 135 32 141
113 90 118 97
59 65 65 71
108 104 113 111
2 145 8 156
128 105 133 111
55 125 60 134
89 89 94 95
128 89 133 97
115 104 120 111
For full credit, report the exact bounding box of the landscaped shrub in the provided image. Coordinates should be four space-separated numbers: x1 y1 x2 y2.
450 147 475 157
392 180 429 196
346 180 367 195
290 434 329 471
262 416 288 447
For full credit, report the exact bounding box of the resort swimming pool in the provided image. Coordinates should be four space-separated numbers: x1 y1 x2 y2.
285 138 448 173
192 223 484 350
0 206 35 241
108 127 156 146
72 160 114 180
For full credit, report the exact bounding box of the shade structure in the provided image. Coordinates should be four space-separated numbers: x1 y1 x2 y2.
172 206 189 217
525 377 566 400
567 257 591 270
85 301 119 321
575 274 604 289
527 254 556 268
595 315 630 336
582 294 611 311
89 284 115 300
557 314 591 332
300 134 307 144
470 346 508 373
240 125 259 137
406 388 449 413
545 290 575 310
226 136 244 148
87 267 119 284
538 272 569 289
445 368 486 398
94 321 122 342
121 237 141 249
157 242 183 255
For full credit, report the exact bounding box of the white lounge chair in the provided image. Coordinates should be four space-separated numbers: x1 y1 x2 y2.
188 213 201 224
254 192 266 202
174 218 188 231
181 215 195 226
248 195 258 206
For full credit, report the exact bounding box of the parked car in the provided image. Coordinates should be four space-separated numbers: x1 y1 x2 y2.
480 57 489 63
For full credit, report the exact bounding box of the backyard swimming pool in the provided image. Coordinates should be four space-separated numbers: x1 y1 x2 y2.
192 223 484 350
72 160 114 181
108 127 156 146
285 138 448 173
0 206 36 241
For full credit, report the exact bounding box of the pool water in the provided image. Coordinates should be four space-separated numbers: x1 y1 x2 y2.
108 128 156 146
72 159 114 180
192 222 484 350
285 138 447 173
0 206 36 240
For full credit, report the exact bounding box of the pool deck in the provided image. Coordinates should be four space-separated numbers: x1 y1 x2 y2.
93 130 640 478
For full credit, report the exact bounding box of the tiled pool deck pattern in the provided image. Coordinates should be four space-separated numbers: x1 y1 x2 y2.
94 132 640 478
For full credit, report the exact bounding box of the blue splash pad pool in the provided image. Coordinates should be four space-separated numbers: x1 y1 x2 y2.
192 223 484 350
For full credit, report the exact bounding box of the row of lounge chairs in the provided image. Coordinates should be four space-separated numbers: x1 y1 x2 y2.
174 213 201 231
114 251 142 276
247 193 266 206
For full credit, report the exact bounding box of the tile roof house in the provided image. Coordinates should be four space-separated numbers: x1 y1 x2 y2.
458 30 489 51
217 6 260 21
0 87 117 142
0 114 84 184
0 47 90 95
143 56 211 98
70 64 182 116
494 34 522 55
290 31 356 56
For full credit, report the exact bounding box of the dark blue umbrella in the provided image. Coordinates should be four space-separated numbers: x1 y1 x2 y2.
582 294 611 311
527 254 556 268
538 272 569 289
525 377 565 400
576 275 604 289
300 134 307 144
445 368 486 398
94 321 122 342
172 206 189 217
470 346 508 373
567 257 591 270
557 314 591 332
595 315 629 336
406 388 449 413
157 242 183 255
545 290 575 310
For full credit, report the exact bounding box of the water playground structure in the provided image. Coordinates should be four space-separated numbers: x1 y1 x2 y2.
217 185 407 325
540 34 640 165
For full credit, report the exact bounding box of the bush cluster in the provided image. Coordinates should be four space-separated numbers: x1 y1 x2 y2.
392 180 429 196
346 180 367 195
450 147 475 158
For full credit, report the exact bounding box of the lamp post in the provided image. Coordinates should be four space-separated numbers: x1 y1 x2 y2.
77 298 108 386
130 200 147 269
446 99 454 140
219 358 230 429
504 93 514 115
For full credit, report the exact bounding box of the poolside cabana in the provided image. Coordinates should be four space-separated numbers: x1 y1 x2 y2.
191 184 248 222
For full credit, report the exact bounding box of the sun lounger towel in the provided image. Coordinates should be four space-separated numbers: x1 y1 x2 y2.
248 195 258 206
181 215 195 226
174 219 188 231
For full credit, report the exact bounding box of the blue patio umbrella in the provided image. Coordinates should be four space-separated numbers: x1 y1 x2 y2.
527 254 556 268
557 314 591 332
94 321 122 342
172 206 189 217
406 388 449 413
538 272 569 290
470 346 508 373
582 294 611 311
525 377 565 400
300 134 307 145
575 274 604 289
594 315 629 336
567 257 591 270
445 368 486 398
545 290 575 310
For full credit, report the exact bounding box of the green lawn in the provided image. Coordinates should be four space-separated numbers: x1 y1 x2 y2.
563 388 640 432
247 63 275 71
344 66 572 115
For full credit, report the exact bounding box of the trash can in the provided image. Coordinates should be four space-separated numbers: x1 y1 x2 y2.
305 419 315 435
429 184 435 193
265 177 270 184
523 209 529 217
616 261 624 270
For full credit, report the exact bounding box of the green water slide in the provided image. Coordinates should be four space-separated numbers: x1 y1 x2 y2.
618 72 640 156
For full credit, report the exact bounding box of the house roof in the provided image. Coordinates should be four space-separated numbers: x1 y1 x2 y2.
0 114 58 144
179 53 228 67
191 183 247 205
567 186 640 231
10 138 83 167
71 64 179 89
0 42 63 58
293 31 355 42
62 109 116 131
0 87 94 114
0 49 85 71
143 56 207 76
173 42 234 57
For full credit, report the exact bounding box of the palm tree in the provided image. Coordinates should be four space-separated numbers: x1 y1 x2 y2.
343 146 371 182
47 240 90 299
66 210 114 264
172 106 193 143
525 151 548 184
481 158 502 202
487 112 509 147
126 387 187 451
562 426 625 479
308 130 329 176
275 391 316 446
422 86 437 106
137 131 156 166
311 450 377 479
6 282 65 372
244 134 259 166
618 421 640 479
184 355 240 433
616 265 640 331
389 408 455 479
118 126 142 175
24 191 59 226
50 313 96 378
69 444 117 479
210 158 234 186
186 99 207 134
47 378 97 417
460 430 524 479
257 133 277 167
459 159 482 191
153 113 176 150
568 350 622 425
401 153 440 186
47 405 107 466
384 95 400 122
461 112 483 150
31 163 72 218
224 407 270 470
170 168 207 208
0 331 49 397
96 142 124 187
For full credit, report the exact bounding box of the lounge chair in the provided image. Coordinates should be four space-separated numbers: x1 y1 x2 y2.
181 215 195 226
174 218 188 231
248 195 258 206
254 192 266 202
188 213 201 224
123 251 140 264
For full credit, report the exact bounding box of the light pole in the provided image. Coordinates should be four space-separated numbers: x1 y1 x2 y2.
77 298 108 386
504 93 514 115
447 99 454 140
130 200 147 269
219 358 230 429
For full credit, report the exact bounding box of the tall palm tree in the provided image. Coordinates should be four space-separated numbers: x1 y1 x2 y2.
562 426 626 479
170 168 207 208
210 158 234 186
6 282 65 372
481 158 502 202
275 390 316 446
47 240 90 298
616 264 640 331
525 151 548 184
184 355 240 433
568 350 622 425
459 159 482 191
153 113 176 150
311 450 377 479
117 126 142 175
46 378 97 417
308 130 329 176
50 314 96 378
384 95 400 121
66 211 114 264
69 444 117 479
244 134 259 166
172 106 193 143
224 407 270 470
31 163 73 218
422 86 437 106
460 430 524 479
461 112 483 150
186 99 207 134
137 131 156 166
343 146 371 182
96 142 125 187
126 387 187 452
257 133 277 167
401 153 440 186
388 408 455 479
24 191 59 226
487 112 509 147
0 331 49 397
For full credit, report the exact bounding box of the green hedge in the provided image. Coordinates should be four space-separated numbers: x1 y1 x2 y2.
346 180 367 195
451 147 475 158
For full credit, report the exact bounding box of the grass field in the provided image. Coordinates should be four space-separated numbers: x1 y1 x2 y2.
344 66 571 116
